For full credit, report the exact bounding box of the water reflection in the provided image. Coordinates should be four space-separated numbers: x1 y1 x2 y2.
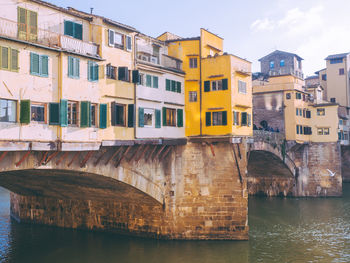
0 186 349 263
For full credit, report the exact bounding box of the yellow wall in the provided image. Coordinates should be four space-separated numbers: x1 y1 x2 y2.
200 29 223 58
326 59 349 107
310 105 339 142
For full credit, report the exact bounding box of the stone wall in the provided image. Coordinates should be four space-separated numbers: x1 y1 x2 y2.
8 140 249 240
341 146 350 182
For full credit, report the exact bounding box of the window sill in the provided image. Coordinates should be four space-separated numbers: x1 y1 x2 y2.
68 76 80 80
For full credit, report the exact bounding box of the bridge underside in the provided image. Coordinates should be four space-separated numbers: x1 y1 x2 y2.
247 151 295 197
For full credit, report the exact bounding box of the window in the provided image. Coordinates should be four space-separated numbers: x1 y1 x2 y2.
88 61 99 81
303 126 312 135
126 36 132 51
144 74 158 88
108 29 125 50
0 47 19 72
189 91 197 102
318 128 330 135
296 92 302 99
17 7 37 41
91 103 97 127
118 67 129 82
270 61 274 69
64 20 82 40
306 110 311 118
0 99 16 122
317 108 325 116
164 108 176 126
330 58 343 64
233 111 240 125
31 102 46 122
339 119 343 125
204 79 228 92
280 60 285 67
322 74 327 81
30 53 48 77
238 80 247 94
210 111 227 126
111 103 125 126
189 58 197 68
106 64 116 79
296 125 303 135
68 101 78 125
166 79 181 93
286 93 291 99
339 68 345 75
212 79 223 91
68 56 80 78
143 108 154 127
138 73 144 85
241 112 248 126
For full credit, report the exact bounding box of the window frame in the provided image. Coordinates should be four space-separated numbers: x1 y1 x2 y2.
113 103 126 127
238 80 247 94
189 57 198 68
106 63 116 80
91 103 98 127
189 91 197 102
64 20 83 40
143 108 154 128
165 108 176 127
317 108 325 116
67 100 78 126
68 56 80 79
339 68 345 75
0 98 17 123
30 52 49 77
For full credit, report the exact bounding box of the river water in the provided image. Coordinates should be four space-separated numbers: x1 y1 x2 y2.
0 185 349 263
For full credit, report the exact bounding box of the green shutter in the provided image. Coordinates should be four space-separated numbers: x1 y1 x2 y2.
1 47 9 70
233 111 236 125
99 104 107 129
171 80 176 92
30 53 39 75
88 61 92 81
68 56 73 77
41 55 48 77
166 79 171 91
59 99 68 127
132 70 139 84
128 104 134 127
111 102 116 126
162 107 167 126
155 109 161 128
20 100 30 124
176 82 181 93
146 75 152 87
94 64 99 81
138 107 144 127
222 111 227 125
153 76 158 88
74 23 82 40
11 49 19 71
204 81 210 92
248 114 251 127
49 103 60 125
241 112 247 126
222 78 228 90
206 112 211 126
177 109 183 127
64 20 74 37
80 101 90 127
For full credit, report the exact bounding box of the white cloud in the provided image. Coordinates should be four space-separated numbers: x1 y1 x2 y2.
250 18 275 31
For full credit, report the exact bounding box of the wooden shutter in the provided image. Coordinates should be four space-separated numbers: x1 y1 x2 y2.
68 56 73 77
126 35 132 51
74 23 82 40
138 107 144 127
59 99 68 127
108 29 114 46
17 7 27 40
80 101 90 127
1 47 9 70
248 114 251 127
166 79 171 91
153 76 158 88
177 109 183 127
162 107 167 126
49 103 60 125
155 109 161 128
75 58 80 77
241 112 247 126
222 78 228 90
128 104 134 127
118 67 127 81
64 20 74 37
204 81 210 92
30 53 39 75
132 70 139 84
146 75 152 87
222 111 227 125
171 80 176 92
11 49 19 71
205 112 211 126
111 102 116 126
94 63 99 81
99 104 107 129
20 100 30 124
28 10 37 40
41 55 48 77
176 82 181 93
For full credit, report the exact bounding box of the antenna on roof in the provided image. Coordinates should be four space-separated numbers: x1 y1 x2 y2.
90 7 94 14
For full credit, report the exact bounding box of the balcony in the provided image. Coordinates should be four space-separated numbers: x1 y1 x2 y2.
269 68 304 79
0 17 99 57
136 51 183 72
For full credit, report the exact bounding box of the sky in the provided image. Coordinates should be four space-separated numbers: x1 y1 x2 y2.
48 0 350 77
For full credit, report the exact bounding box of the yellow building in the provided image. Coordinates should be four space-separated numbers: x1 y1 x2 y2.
158 29 252 137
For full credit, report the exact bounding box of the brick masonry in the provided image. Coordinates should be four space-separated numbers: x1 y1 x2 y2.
341 146 350 183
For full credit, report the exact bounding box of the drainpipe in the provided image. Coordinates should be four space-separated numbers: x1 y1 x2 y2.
134 33 137 140
199 36 202 136
58 52 63 148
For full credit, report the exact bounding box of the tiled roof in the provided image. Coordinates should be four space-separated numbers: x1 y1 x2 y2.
325 53 349 60
258 50 303 61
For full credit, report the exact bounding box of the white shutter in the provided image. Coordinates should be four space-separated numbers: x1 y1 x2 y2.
108 29 114 46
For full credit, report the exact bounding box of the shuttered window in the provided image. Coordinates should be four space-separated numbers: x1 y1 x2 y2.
59 99 68 127
152 76 158 88
241 112 247 126
49 103 60 125
88 61 99 81
204 81 210 92
111 103 125 126
118 67 129 82
132 70 139 83
238 80 247 94
212 111 227 126
17 7 37 41
30 52 49 77
155 109 161 128
206 112 211 126
68 56 80 78
10 49 19 71
80 101 91 127
177 109 183 127
138 107 144 127
64 20 83 40
20 100 30 124
166 79 171 91
0 47 9 70
126 36 132 51
163 107 176 126
128 104 134 127
99 104 107 129
146 75 152 87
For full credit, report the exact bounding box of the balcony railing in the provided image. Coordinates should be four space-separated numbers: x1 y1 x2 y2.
269 68 304 79
0 17 99 57
136 51 183 71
